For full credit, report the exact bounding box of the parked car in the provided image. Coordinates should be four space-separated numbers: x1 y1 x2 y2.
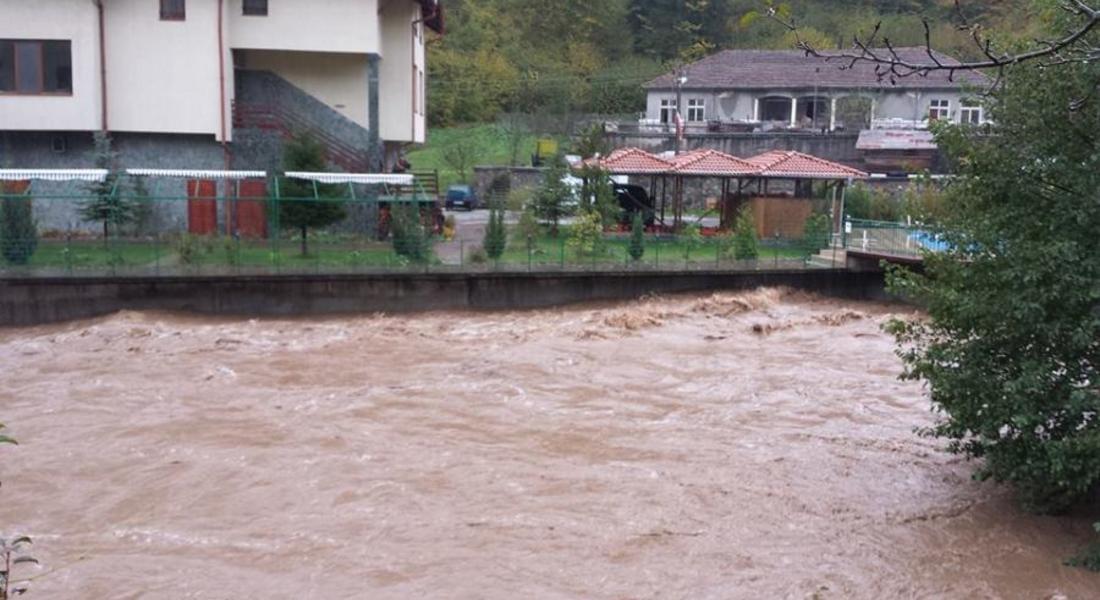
445 185 480 211
614 183 656 227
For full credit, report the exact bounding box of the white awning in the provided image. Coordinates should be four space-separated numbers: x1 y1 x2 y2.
284 172 415 186
126 169 267 179
0 169 110 182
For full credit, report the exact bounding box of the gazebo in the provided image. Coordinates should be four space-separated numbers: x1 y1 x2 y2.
668 149 760 229
744 150 869 236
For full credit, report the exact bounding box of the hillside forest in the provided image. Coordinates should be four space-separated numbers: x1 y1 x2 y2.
428 0 1046 127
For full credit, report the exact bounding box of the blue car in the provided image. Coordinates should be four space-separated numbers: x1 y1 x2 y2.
445 185 480 211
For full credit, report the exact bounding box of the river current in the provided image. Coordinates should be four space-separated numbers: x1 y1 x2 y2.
0 289 1095 598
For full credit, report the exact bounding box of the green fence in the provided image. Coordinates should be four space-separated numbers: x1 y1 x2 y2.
0 180 846 277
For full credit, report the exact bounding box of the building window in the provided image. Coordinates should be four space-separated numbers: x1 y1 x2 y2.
659 99 677 124
0 40 72 95
419 69 425 116
686 98 705 122
243 0 268 16
959 99 983 125
928 98 950 121
160 0 186 21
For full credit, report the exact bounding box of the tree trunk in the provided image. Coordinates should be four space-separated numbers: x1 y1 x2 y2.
300 225 308 256
103 220 109 249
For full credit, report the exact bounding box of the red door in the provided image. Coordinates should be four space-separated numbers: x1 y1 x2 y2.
234 180 268 239
187 179 217 235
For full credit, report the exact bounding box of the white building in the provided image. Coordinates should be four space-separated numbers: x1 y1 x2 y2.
643 48 988 133
0 0 443 171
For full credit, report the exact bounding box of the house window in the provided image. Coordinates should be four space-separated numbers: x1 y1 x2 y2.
160 0 185 21
686 98 705 122
959 99 983 125
419 69 425 116
659 99 677 124
243 0 268 16
0 40 72 95
928 99 950 121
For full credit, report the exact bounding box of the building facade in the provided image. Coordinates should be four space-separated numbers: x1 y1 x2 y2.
0 0 442 172
642 48 987 133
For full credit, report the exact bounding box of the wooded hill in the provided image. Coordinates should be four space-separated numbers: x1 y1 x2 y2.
428 0 1042 126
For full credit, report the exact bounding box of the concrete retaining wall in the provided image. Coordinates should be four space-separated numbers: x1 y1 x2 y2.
0 269 886 327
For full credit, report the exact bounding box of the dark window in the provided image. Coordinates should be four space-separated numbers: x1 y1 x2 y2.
243 0 268 16
0 40 72 95
160 0 186 21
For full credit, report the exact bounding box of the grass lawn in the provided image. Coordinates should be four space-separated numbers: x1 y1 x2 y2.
491 231 813 268
407 124 566 189
7 238 422 273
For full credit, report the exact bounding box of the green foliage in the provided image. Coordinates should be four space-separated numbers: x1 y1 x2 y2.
628 211 645 261
733 206 759 260
278 135 347 256
845 184 903 222
0 422 16 446
0 196 37 265
0 536 36 600
567 211 605 258
574 124 611 159
680 223 703 259
390 204 433 263
887 59 1100 516
533 155 575 236
579 167 621 229
513 207 541 246
801 213 831 256
483 207 507 260
1066 524 1100 572
80 132 137 240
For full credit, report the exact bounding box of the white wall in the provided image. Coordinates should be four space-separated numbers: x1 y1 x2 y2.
242 50 369 128
228 0 380 54
379 0 423 144
0 0 102 132
104 0 231 141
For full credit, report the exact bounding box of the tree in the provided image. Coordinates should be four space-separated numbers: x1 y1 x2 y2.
533 154 574 236
0 185 37 266
566 210 604 258
390 203 433 263
440 133 479 184
628 211 646 261
278 135 347 256
79 132 136 243
483 206 507 260
801 213 831 257
886 59 1100 520
733 205 759 260
579 166 621 229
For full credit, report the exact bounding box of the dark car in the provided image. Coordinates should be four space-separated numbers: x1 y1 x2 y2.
445 185 480 211
614 184 656 227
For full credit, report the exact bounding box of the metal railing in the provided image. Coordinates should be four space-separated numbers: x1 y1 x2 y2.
842 218 942 258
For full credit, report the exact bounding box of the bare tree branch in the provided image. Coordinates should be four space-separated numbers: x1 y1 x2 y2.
766 0 1100 81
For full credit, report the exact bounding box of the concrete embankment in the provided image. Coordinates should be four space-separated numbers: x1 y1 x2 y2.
0 268 886 326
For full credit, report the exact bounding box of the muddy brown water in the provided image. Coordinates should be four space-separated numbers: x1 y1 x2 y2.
0 289 1096 599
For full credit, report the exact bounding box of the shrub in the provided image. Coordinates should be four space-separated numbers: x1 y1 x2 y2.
512 208 540 246
174 234 201 266
680 223 703 259
0 197 38 265
533 154 574 236
468 246 489 264
483 207 507 260
566 211 604 258
628 211 645 262
391 204 433 263
278 135 347 256
801 213 831 256
733 206 758 260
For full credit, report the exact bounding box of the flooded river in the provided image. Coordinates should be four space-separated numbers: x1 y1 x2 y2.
0 289 1096 598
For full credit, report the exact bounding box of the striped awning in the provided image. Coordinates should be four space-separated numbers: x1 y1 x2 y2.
126 169 267 179
0 169 110 182
284 172 415 186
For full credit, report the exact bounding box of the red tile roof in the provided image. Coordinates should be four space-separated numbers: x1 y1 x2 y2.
670 149 760 176
745 150 868 180
583 148 674 175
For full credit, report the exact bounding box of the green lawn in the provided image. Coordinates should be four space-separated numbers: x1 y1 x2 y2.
407 124 565 189
490 232 813 269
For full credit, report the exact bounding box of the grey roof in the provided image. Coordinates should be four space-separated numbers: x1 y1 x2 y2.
645 48 989 91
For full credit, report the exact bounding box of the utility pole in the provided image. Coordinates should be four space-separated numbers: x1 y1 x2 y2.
675 67 687 155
